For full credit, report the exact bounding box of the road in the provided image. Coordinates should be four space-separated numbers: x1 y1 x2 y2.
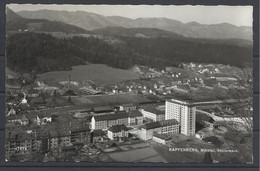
196 109 252 124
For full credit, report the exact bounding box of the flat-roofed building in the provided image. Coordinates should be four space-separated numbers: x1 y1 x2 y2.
91 111 128 130
139 119 179 141
70 127 91 145
92 106 114 115
141 104 165 122
152 133 172 145
165 99 196 136
128 110 143 126
119 104 137 112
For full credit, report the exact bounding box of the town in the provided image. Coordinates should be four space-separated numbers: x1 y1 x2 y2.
5 62 252 163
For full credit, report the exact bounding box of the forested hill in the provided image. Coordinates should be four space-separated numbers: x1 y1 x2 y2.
119 36 252 67
6 33 252 74
6 8 90 34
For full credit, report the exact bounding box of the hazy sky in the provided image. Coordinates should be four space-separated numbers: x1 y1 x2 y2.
7 4 253 26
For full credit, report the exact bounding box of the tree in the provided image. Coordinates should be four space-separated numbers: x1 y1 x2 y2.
217 68 253 163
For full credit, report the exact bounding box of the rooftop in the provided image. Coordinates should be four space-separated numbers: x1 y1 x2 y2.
93 112 128 121
128 110 143 117
196 113 215 123
120 103 135 107
63 89 77 96
142 105 165 115
27 89 40 94
153 133 172 141
71 127 90 133
92 106 114 113
91 129 105 137
108 124 128 133
7 114 28 121
142 119 179 130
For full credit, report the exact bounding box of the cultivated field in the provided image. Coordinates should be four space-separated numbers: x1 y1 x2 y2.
36 64 140 85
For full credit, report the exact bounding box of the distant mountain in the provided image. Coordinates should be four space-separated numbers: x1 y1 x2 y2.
17 9 252 40
6 8 90 34
94 26 252 48
93 27 184 39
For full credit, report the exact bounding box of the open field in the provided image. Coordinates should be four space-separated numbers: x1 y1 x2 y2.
72 93 150 107
36 64 139 85
108 147 166 162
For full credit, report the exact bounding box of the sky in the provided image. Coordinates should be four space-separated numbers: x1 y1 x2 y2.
7 4 253 27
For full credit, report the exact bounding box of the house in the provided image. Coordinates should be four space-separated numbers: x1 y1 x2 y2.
91 112 128 130
107 124 129 140
70 127 91 145
195 128 211 139
6 108 16 116
63 89 77 96
128 110 143 126
141 104 165 121
139 119 179 141
20 115 29 125
36 114 52 125
27 89 40 98
119 104 136 112
91 129 106 143
7 115 29 125
196 113 215 130
152 133 172 145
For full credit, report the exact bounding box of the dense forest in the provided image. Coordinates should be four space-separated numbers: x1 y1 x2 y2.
6 32 252 74
119 36 252 68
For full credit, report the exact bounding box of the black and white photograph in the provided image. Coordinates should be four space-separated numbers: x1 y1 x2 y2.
5 4 253 163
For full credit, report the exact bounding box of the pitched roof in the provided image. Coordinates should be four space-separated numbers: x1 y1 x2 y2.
153 133 171 141
142 105 165 115
37 114 51 119
120 103 134 107
196 113 215 123
128 110 143 117
20 115 29 121
93 112 128 121
108 124 128 133
160 119 179 126
71 127 90 133
142 119 179 130
7 114 28 121
27 89 40 94
63 90 77 96
91 129 105 137
143 121 161 130
92 106 114 113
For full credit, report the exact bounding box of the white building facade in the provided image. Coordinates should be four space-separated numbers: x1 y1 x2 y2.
165 99 196 136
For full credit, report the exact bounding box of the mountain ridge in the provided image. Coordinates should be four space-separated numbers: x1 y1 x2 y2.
17 9 252 40
6 8 90 34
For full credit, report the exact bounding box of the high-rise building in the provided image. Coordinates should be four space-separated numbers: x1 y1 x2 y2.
165 99 196 136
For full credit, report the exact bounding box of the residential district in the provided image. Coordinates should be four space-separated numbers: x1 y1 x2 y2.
5 63 252 162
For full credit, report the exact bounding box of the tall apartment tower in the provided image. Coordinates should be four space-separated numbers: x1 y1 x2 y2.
165 99 196 136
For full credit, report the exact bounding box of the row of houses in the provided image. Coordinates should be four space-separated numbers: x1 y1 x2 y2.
5 127 91 159
7 113 52 126
91 110 143 130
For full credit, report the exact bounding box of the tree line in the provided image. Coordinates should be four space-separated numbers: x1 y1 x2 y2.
6 32 252 74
